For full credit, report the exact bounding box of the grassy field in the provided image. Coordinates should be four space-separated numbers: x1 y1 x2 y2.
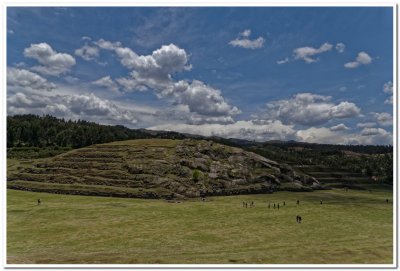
7 188 393 264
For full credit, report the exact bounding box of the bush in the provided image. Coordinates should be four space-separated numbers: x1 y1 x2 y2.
192 169 201 182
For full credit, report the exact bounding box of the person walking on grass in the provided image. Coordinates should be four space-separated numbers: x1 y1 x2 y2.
277 203 280 210
268 202 270 208
273 203 276 209
283 201 285 206
37 199 41 206
320 200 323 205
296 200 300 205
386 199 389 204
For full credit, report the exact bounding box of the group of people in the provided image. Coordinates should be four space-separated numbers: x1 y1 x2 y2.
242 201 255 208
267 201 285 209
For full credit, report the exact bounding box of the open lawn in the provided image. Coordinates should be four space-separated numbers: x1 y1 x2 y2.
7 189 393 264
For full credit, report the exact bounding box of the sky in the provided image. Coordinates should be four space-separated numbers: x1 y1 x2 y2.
6 7 394 145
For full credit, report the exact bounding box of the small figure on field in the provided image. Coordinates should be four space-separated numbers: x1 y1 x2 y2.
277 203 280 209
296 200 300 205
386 199 389 204
298 216 302 223
37 199 41 205
246 202 248 208
202 197 206 202
268 202 270 208
296 215 299 223
273 203 276 209
283 201 285 206
251 201 254 207
320 200 323 204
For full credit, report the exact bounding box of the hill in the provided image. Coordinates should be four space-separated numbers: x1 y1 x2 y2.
7 139 322 199
7 114 393 188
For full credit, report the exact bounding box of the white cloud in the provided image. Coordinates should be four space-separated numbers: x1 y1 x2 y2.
96 39 239 123
149 120 296 141
385 96 393 105
229 30 265 49
344 51 372 69
92 76 120 92
240 29 252 37
330 123 349 131
75 44 99 61
383 81 393 105
357 122 376 128
383 81 393 94
296 126 391 145
374 112 392 126
361 127 385 136
255 93 360 126
339 86 347 92
276 57 289 65
7 67 56 91
293 42 333 63
8 92 49 108
175 80 241 118
7 90 139 126
24 43 76 76
335 43 345 53
95 39 122 50
330 101 361 118
115 77 148 92
98 40 191 84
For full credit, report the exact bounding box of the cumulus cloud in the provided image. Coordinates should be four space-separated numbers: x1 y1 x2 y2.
383 81 393 94
255 93 360 126
92 76 120 92
335 43 345 53
24 43 76 76
344 51 372 69
357 122 376 128
383 81 393 105
374 112 392 126
75 44 99 61
96 39 239 124
7 90 138 126
175 80 241 117
229 29 265 49
330 123 349 131
296 126 391 145
97 40 191 84
293 42 333 63
7 67 56 91
330 101 361 118
149 120 296 141
385 96 393 105
8 92 49 108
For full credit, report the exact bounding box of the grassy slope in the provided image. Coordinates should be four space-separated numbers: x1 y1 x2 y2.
7 189 392 264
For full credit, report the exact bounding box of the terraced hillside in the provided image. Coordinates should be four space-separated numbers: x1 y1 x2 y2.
7 139 321 199
294 165 386 190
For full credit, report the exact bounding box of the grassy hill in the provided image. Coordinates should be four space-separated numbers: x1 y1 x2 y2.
7 139 324 199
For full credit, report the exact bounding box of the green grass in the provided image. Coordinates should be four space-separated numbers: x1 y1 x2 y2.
7 189 393 264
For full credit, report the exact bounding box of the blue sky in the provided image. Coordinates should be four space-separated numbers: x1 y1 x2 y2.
7 7 394 144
